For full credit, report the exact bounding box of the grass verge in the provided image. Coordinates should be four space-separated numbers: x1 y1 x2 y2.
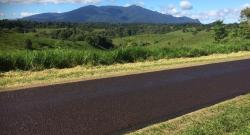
1 51 250 92
127 93 250 135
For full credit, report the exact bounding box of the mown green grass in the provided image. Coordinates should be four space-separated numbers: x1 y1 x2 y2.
184 106 250 135
128 93 250 135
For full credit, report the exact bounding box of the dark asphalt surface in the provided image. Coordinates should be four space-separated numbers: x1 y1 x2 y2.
1 59 250 135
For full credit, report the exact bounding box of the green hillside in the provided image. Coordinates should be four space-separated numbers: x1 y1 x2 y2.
0 31 94 51
0 20 249 71
113 31 214 48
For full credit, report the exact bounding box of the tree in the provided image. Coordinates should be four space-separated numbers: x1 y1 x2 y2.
213 20 228 42
192 29 198 35
182 28 187 33
25 39 33 50
74 33 85 41
86 35 114 50
241 7 250 22
240 8 250 39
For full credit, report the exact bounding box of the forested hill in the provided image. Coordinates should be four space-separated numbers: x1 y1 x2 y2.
22 5 200 24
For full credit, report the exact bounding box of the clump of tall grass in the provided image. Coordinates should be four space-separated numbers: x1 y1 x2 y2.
0 50 104 71
1 43 250 71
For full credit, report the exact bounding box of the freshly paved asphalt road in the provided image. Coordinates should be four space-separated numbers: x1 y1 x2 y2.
1 59 250 135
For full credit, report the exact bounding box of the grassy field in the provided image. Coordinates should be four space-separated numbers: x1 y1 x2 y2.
127 93 250 135
1 51 250 91
2 30 214 50
1 29 250 71
113 31 214 48
113 31 247 49
0 31 94 51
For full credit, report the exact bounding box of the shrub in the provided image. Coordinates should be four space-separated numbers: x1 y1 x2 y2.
213 21 228 42
86 35 114 50
25 39 33 50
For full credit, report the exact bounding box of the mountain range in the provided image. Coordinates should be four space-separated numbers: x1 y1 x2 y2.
23 5 200 24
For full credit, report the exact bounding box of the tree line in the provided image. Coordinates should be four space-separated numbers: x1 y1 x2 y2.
213 8 250 42
0 19 209 36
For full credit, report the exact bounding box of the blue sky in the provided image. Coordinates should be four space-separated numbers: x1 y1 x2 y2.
0 0 249 23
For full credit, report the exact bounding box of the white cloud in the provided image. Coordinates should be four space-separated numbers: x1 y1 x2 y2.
161 1 193 17
124 3 131 7
161 3 250 24
180 0 193 10
136 1 145 7
124 0 145 7
242 3 250 8
20 12 37 17
0 12 4 17
188 8 241 24
161 5 182 17
0 0 100 4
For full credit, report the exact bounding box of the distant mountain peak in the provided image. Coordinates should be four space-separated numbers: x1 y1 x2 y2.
127 5 141 7
23 5 200 24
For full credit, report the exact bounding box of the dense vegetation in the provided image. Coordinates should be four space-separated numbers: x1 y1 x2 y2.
0 8 249 71
2 44 250 71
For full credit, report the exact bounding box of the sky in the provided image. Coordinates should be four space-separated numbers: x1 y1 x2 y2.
0 0 249 24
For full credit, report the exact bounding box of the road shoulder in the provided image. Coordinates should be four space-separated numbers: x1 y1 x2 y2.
1 51 250 92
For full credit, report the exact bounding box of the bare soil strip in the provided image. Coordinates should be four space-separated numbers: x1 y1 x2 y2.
0 59 250 135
